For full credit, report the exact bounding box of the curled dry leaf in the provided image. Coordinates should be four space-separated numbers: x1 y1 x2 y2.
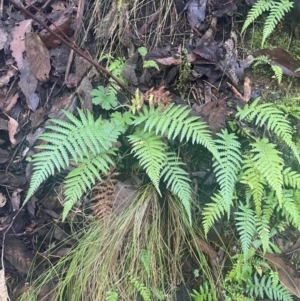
25 32 51 82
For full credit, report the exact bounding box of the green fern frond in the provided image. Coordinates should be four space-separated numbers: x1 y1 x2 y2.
128 130 167 194
283 167 300 189
236 97 300 164
281 190 300 229
191 282 218 301
255 213 270 253
129 275 152 301
271 65 283 84
62 150 116 219
250 139 284 205
25 109 123 205
246 274 293 301
262 0 294 46
202 193 226 236
241 156 266 216
242 0 272 33
235 204 256 257
213 129 242 213
132 104 219 161
160 152 192 224
105 291 118 301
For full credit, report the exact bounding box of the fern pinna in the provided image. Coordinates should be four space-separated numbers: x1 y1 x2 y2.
25 109 126 220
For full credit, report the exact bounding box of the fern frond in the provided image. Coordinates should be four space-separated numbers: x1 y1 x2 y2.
271 65 283 84
250 139 284 205
25 109 123 204
235 204 256 257
160 152 192 224
202 193 226 235
62 150 116 220
236 98 300 163
128 130 167 194
283 167 300 189
191 282 217 301
240 156 266 216
105 291 118 301
132 104 219 161
262 0 293 46
213 129 242 213
281 190 300 229
246 274 293 301
129 275 152 301
255 213 270 254
242 0 272 33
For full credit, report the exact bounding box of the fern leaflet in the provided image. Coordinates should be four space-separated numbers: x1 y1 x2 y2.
202 193 226 236
250 139 284 205
128 130 167 194
235 204 256 257
213 129 242 213
160 152 192 224
262 0 294 46
283 167 300 189
131 104 219 161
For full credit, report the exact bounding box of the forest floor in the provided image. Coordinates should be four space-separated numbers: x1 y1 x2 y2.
1 0 300 300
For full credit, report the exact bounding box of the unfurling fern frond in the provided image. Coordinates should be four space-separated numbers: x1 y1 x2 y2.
25 109 124 207
242 0 272 33
236 98 300 163
202 193 226 236
160 152 192 223
131 104 219 161
235 204 256 257
213 129 242 213
250 139 284 205
128 130 167 194
63 150 116 219
262 0 294 46
240 156 266 216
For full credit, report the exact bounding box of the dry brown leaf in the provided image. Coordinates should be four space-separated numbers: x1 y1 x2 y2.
264 253 300 297
25 32 51 82
7 116 19 145
39 6 73 48
10 19 39 111
11 188 22 211
4 92 19 113
141 86 172 108
0 67 17 87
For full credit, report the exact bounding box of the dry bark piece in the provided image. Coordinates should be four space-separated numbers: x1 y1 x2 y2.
25 32 51 82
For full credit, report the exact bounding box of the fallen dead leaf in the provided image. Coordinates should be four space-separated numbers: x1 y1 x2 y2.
7 115 19 145
4 92 19 113
25 32 51 82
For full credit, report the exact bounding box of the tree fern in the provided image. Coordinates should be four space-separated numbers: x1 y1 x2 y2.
250 139 284 205
160 152 192 223
202 193 226 235
128 130 167 194
236 98 300 164
262 0 294 46
25 109 124 219
235 204 256 257
213 129 242 213
131 104 219 161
